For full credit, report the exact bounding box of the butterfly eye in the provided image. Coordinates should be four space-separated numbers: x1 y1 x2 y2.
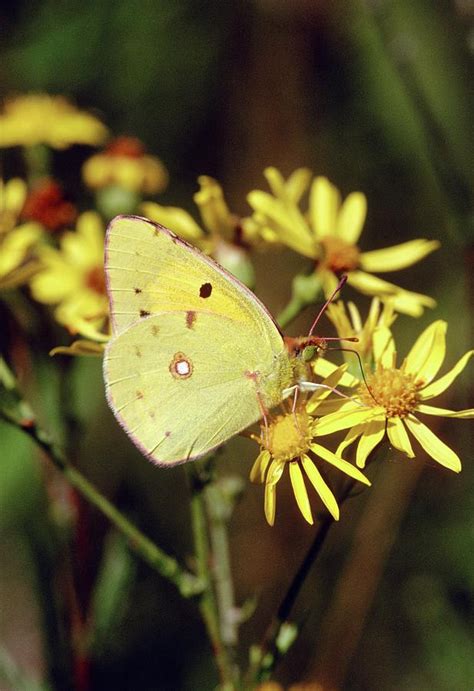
302 345 318 362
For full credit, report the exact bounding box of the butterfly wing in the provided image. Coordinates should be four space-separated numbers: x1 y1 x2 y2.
105 214 283 349
104 310 291 465
104 215 293 464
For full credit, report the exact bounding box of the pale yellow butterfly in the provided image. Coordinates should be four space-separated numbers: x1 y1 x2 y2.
103 215 334 465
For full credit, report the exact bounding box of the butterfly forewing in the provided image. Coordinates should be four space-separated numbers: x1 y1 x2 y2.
105 215 282 350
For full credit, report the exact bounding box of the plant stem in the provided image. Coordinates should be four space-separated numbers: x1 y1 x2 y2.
277 272 325 331
205 483 239 648
248 479 356 685
187 465 237 689
1 410 202 598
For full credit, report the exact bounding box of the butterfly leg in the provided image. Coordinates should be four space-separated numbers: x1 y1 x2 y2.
255 390 270 448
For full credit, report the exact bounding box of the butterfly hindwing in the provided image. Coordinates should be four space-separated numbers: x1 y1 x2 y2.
104 310 288 465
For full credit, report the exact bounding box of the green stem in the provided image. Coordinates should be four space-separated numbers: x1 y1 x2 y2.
23 144 52 182
247 479 356 686
205 483 238 648
1 409 202 599
187 465 237 689
277 272 325 331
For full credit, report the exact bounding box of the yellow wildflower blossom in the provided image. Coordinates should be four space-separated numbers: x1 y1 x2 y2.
142 175 237 247
250 365 370 525
315 320 474 471
0 94 108 149
82 136 168 194
0 178 42 288
29 212 109 341
247 168 439 317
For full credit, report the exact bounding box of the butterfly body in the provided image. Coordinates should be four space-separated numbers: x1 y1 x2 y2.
103 215 294 465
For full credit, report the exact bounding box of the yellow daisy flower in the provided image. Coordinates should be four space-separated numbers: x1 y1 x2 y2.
0 178 42 288
0 94 108 149
142 175 257 286
142 175 238 247
315 320 474 472
29 212 109 341
82 136 168 194
250 366 370 526
324 297 397 368
247 168 439 316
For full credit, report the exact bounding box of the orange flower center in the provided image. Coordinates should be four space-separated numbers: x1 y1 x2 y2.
86 266 106 295
105 136 145 158
320 236 360 273
359 366 423 418
263 407 312 462
22 178 77 231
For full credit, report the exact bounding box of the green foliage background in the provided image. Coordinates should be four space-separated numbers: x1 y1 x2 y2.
1 1 473 689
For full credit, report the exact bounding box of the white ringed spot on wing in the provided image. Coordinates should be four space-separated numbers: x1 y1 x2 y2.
169 352 193 379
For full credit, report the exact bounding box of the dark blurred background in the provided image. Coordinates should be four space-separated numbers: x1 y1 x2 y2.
1 1 473 690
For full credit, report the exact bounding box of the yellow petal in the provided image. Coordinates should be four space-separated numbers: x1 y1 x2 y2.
356 415 386 468
309 398 359 417
30 264 80 303
301 454 339 520
373 325 396 368
195 176 234 239
0 223 42 277
76 211 105 260
247 190 316 257
266 459 285 486
386 418 414 457
404 321 447 382
264 481 277 526
336 192 367 244
336 424 365 456
3 177 27 214
416 404 474 419
309 177 341 239
316 407 380 436
140 202 204 241
389 290 436 317
289 461 313 524
346 270 398 296
404 415 462 472
359 239 440 273
264 166 312 204
306 363 350 408
420 350 474 399
347 272 436 316
250 450 271 483
310 443 371 485
312 357 359 388
50 339 106 357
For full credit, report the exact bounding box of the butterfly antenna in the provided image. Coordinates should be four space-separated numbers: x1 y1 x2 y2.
308 274 348 337
325 346 378 404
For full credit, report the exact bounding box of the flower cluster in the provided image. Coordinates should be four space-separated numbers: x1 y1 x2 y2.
1 93 471 527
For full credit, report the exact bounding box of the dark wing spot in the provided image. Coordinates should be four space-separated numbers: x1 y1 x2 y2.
149 410 156 420
136 390 144 399
139 309 150 318
165 431 171 437
151 324 159 336
134 287 142 294
199 282 213 299
134 345 142 357
186 310 196 329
